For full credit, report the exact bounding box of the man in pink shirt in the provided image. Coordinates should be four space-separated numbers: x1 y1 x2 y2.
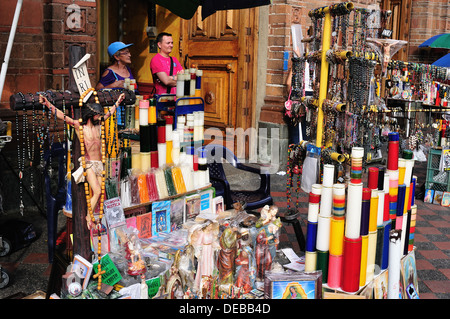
150 32 184 95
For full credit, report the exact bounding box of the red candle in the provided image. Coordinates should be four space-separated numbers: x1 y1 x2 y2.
368 167 379 190
341 236 362 293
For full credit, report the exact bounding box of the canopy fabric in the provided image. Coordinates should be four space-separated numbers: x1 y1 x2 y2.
152 0 271 20
419 33 450 49
432 53 450 68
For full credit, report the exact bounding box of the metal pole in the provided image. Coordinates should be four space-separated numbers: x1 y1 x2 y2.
0 0 23 101
316 7 332 148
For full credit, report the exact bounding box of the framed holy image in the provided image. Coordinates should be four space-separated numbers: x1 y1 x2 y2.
264 271 322 299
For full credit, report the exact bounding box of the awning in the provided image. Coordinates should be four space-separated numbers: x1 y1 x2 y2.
432 53 450 68
152 0 271 20
419 33 450 49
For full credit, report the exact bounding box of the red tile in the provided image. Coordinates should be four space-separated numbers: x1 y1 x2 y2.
434 241 450 251
22 253 49 264
419 292 439 299
419 250 449 260
416 259 435 270
418 227 442 235
271 191 287 197
440 269 450 280
423 280 450 293
413 233 429 242
429 220 450 228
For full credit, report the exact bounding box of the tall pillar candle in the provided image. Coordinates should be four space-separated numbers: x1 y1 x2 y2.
387 169 399 227
383 172 390 222
381 219 391 270
345 182 363 239
350 147 364 183
408 204 417 253
341 236 362 293
320 185 333 217
387 229 402 299
359 188 371 286
139 99 149 126
332 183 346 218
396 184 406 230
322 164 335 187
387 132 399 170
398 158 406 186
305 184 321 272
165 116 174 165
157 119 166 168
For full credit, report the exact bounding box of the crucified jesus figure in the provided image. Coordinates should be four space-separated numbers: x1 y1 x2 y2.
39 92 125 229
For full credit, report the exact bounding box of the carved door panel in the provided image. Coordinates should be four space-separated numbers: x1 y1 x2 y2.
180 8 258 140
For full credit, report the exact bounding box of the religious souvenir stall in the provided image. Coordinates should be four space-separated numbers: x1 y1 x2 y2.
8 53 296 300
283 1 449 299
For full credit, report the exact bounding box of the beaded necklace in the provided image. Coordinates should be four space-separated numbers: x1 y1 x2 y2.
78 88 106 290
15 93 26 215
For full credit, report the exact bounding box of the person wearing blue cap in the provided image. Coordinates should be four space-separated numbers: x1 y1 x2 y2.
96 41 136 90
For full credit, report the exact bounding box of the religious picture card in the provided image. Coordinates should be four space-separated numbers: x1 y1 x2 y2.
212 196 224 215
170 197 185 231
400 250 419 299
373 269 389 299
152 200 171 235
71 254 93 290
104 197 126 229
185 193 201 221
441 191 450 207
423 189 434 204
264 271 322 299
433 190 443 205
136 212 152 239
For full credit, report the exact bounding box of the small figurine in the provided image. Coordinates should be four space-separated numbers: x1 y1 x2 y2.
235 245 256 294
217 221 239 286
254 205 281 280
189 220 220 293
117 228 146 276
177 244 196 289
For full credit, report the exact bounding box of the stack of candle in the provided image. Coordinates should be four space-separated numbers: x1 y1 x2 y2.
157 118 166 168
387 132 400 228
359 187 371 287
407 176 417 254
165 116 174 165
341 147 364 293
139 99 151 170
388 229 402 299
327 183 345 288
316 164 334 283
366 167 379 283
374 167 387 274
381 171 391 270
305 184 321 272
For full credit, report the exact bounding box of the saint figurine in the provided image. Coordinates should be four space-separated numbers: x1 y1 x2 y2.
235 245 256 294
217 221 239 286
189 220 220 293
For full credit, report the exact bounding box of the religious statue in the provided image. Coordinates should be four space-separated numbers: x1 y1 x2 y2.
188 220 220 293
177 244 196 289
116 227 146 276
39 92 125 230
254 205 281 280
235 245 256 294
217 221 239 286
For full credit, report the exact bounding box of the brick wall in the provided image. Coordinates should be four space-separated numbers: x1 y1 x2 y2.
408 0 450 64
0 0 98 108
